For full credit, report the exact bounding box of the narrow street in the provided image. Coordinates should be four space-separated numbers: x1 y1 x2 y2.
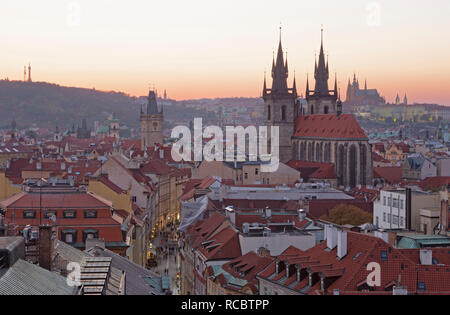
149 227 180 294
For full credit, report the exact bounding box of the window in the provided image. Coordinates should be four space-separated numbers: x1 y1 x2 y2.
132 196 137 203
383 213 386 222
267 106 271 121
381 251 388 261
400 199 404 209
44 210 57 219
281 106 286 121
400 217 404 227
393 215 399 225
418 282 426 291
63 210 76 219
383 196 386 206
23 210 36 219
376 217 379 227
82 229 99 242
255 168 259 176
387 214 391 223
393 199 399 208
244 173 248 180
62 229 77 244
65 234 73 243
84 210 97 218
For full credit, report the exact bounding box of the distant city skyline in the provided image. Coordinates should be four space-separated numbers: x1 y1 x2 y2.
1 0 449 105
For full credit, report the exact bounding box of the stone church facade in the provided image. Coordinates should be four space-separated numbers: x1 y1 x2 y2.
263 30 373 188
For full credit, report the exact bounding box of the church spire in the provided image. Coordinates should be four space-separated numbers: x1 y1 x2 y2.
314 26 330 96
271 26 289 94
292 71 297 97
334 73 338 96
263 71 267 95
306 74 310 95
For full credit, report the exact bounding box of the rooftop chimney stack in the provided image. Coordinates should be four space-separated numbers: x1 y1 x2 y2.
337 229 347 259
38 225 55 271
326 225 338 250
419 249 433 265
298 209 306 221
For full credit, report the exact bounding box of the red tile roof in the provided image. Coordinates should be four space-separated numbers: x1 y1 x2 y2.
373 166 403 184
420 176 450 190
0 191 112 209
257 232 450 295
219 251 272 293
287 160 336 180
294 114 367 140
197 226 241 260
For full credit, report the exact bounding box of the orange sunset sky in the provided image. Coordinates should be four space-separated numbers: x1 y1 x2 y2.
1 0 449 105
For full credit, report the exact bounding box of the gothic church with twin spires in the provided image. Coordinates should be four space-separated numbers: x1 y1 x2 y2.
263 30 373 188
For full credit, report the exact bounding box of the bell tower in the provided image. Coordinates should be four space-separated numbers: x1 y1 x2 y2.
263 28 298 163
141 90 164 150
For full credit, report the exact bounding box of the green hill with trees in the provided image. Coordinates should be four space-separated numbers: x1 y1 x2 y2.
0 80 140 130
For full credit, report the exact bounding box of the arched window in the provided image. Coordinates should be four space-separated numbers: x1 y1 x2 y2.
349 145 357 188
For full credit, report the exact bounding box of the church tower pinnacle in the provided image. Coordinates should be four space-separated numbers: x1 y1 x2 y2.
306 27 338 115
263 27 297 163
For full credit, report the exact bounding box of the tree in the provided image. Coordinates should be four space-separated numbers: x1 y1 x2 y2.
320 204 373 226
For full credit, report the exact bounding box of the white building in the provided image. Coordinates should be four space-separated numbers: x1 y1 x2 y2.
373 188 440 231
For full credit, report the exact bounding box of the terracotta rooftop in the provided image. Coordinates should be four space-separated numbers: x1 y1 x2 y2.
294 114 367 140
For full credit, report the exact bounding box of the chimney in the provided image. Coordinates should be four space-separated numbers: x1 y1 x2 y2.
326 225 338 250
225 206 236 226
298 209 306 221
38 225 55 271
374 230 389 243
265 207 272 219
440 191 449 235
419 249 432 265
337 229 347 259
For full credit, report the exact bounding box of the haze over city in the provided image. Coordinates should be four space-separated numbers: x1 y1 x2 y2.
1 0 450 104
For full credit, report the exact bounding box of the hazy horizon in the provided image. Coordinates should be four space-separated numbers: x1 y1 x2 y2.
1 0 450 105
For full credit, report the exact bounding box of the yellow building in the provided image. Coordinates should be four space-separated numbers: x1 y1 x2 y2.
0 171 22 202
88 175 148 267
